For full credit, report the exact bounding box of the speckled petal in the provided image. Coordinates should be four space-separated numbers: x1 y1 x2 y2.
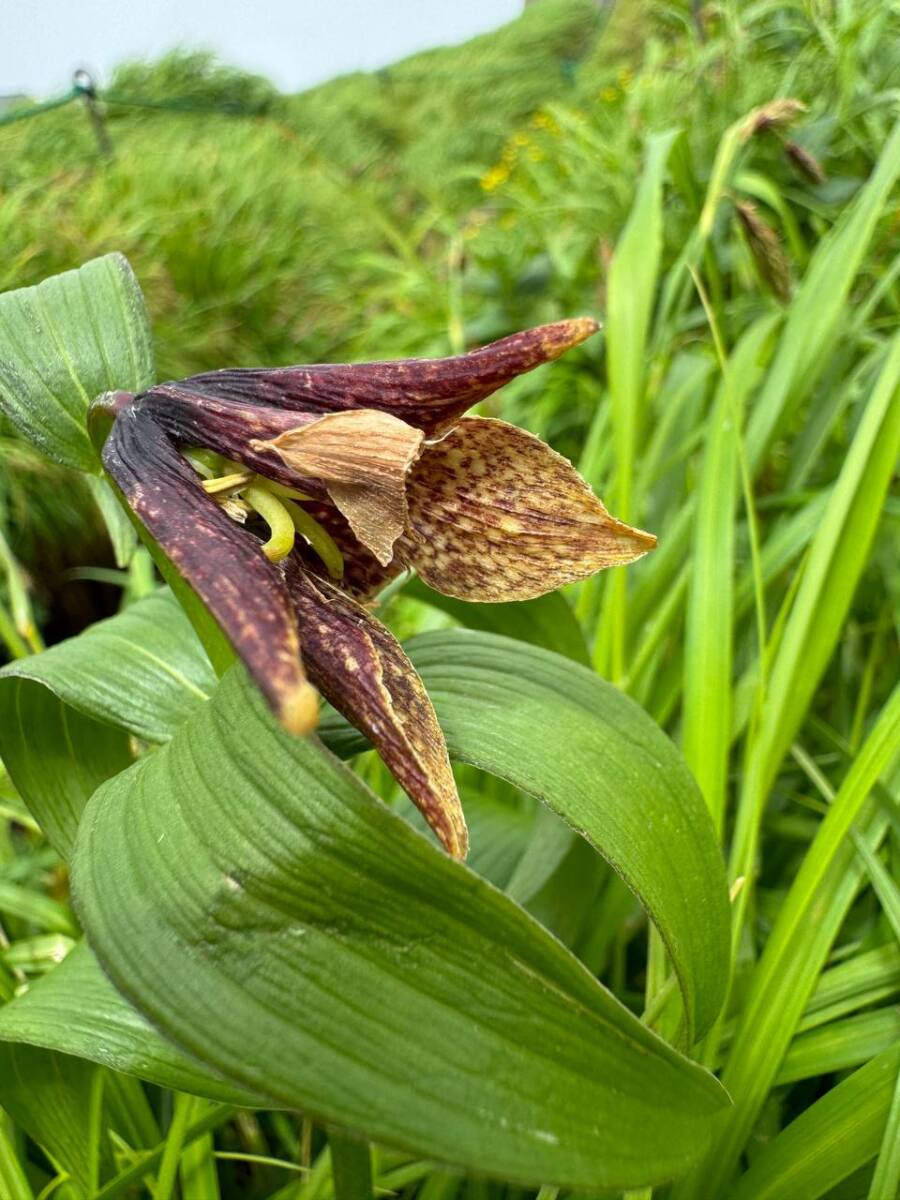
283 559 467 858
101 403 316 735
399 417 656 602
164 318 599 438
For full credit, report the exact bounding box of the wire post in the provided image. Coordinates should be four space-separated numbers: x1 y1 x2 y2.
73 69 113 159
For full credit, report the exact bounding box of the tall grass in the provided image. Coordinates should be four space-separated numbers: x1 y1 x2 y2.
1 0 898 1195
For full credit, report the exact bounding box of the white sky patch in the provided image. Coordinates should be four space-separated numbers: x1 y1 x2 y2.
3 0 522 97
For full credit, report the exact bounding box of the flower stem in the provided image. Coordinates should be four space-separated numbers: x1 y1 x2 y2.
281 499 344 580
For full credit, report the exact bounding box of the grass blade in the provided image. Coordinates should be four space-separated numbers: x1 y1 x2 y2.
730 1047 900 1200
730 332 900 923
676 685 900 1196
682 314 776 830
595 129 675 679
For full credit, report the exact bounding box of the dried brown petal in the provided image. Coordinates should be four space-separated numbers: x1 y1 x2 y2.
252 410 425 566
101 403 316 734
284 559 467 858
399 417 655 601
169 318 600 438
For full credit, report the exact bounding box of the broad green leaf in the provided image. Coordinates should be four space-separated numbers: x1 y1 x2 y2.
4 600 729 1044
398 581 589 901
504 804 577 905
323 630 731 1042
0 943 266 1108
402 577 589 665
731 1047 900 1200
0 254 154 471
0 589 216 746
0 1043 102 1197
73 667 728 1191
0 676 130 858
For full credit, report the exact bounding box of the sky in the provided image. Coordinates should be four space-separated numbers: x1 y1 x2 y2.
3 0 523 98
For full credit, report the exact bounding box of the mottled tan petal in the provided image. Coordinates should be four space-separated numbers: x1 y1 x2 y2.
283 560 467 858
100 402 316 735
252 410 424 566
400 417 656 601
170 317 600 437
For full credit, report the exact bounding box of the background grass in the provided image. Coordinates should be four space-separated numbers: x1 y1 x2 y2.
1 0 898 1195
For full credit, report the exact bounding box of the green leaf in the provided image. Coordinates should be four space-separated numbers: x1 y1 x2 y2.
0 254 154 471
86 474 138 568
72 666 728 1191
401 577 589 665
750 333 900 795
676 687 900 1198
598 128 676 678
323 630 731 1043
682 315 777 831
0 1043 102 1197
728 334 900 960
0 676 131 859
745 121 900 470
0 943 266 1108
868 1059 900 1200
0 589 216 747
730 1047 900 1200
0 880 76 937
0 1118 34 1200
3 599 729 1046
777 1009 900 1085
800 943 900 1033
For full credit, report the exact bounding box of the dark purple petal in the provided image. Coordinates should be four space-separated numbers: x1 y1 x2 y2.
137 388 327 495
157 318 599 438
283 559 467 858
292 501 405 600
101 402 317 734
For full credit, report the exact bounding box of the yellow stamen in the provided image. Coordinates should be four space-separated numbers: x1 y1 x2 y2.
199 466 346 578
243 484 297 562
202 471 253 496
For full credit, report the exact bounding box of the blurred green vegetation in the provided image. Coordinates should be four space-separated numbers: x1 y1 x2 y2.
2 0 896 647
